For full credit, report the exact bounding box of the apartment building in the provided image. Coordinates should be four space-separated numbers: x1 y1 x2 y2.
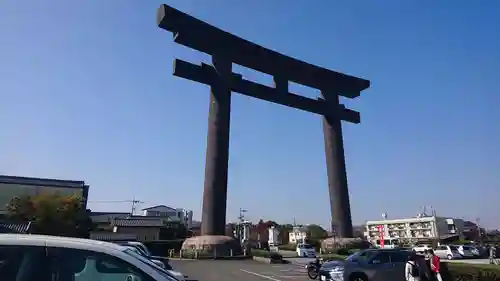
140 205 193 228
365 215 464 246
289 226 309 244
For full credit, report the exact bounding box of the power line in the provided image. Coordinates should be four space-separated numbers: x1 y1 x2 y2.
88 198 144 214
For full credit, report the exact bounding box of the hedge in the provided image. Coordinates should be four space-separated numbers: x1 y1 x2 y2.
443 263 500 281
277 244 296 251
252 249 283 261
320 253 350 261
143 239 185 256
320 254 500 281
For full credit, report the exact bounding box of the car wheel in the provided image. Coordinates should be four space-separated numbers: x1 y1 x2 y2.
349 273 368 281
447 254 453 260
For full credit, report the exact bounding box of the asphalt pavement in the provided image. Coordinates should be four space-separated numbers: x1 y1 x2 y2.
170 260 310 281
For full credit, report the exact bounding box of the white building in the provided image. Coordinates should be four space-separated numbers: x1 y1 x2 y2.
289 226 308 244
140 205 193 229
364 215 464 247
268 226 280 247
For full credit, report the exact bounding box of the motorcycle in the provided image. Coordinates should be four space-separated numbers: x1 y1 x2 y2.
305 258 322 279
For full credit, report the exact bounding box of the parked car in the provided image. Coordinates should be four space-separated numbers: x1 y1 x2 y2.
412 244 433 253
115 241 172 267
0 234 179 281
466 246 481 257
124 246 185 281
125 246 166 268
319 248 412 281
434 245 462 260
297 243 317 258
457 245 475 258
115 241 152 256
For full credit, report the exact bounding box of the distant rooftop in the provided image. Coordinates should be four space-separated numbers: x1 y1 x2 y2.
141 205 176 211
0 175 86 189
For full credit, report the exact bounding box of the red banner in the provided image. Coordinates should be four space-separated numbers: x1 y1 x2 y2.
377 225 385 248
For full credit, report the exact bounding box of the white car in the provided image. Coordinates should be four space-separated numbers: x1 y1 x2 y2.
412 244 433 253
297 243 316 257
0 234 181 281
434 245 462 260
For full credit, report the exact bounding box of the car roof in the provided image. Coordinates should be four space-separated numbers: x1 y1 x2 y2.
364 248 411 253
0 234 127 253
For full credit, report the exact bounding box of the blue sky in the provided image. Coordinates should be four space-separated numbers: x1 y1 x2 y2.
1 1 499 228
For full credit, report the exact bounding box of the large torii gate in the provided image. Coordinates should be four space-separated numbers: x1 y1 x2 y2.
156 4 370 239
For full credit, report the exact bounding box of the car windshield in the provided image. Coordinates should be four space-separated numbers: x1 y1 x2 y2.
300 244 314 249
463 246 472 250
346 250 375 262
123 249 175 277
449 246 458 250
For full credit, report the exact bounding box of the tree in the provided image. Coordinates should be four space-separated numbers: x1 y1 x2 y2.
307 224 328 240
160 221 191 240
6 193 95 238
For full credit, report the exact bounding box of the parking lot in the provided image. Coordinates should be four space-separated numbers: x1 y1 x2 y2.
170 260 310 281
169 257 493 281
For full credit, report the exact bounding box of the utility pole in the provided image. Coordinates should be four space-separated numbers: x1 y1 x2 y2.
238 208 247 222
130 197 144 215
476 217 482 243
235 208 248 241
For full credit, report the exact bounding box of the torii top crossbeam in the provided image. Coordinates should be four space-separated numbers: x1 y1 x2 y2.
156 4 370 99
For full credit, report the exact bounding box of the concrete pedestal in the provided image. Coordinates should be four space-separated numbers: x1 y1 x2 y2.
182 235 242 257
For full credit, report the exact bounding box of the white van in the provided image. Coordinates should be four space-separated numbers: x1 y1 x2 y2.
296 243 316 257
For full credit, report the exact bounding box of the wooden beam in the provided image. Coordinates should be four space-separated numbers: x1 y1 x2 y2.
157 4 370 99
173 59 360 124
273 76 288 94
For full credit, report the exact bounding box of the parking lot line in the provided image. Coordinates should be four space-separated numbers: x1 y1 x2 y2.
240 269 283 281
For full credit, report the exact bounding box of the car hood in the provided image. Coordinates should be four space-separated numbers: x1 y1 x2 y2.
321 260 345 270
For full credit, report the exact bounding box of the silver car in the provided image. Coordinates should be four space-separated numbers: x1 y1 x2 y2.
319 249 411 281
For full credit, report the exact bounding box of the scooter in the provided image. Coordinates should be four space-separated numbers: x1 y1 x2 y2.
305 258 322 279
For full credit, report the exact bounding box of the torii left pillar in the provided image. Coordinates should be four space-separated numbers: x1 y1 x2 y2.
322 93 354 238
200 55 232 235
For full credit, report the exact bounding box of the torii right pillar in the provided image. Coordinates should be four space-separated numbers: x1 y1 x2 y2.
322 92 354 238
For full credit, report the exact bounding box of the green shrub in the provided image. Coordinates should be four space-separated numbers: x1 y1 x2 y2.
277 244 296 251
334 248 350 256
319 253 347 261
252 249 283 261
443 262 500 281
321 248 359 256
